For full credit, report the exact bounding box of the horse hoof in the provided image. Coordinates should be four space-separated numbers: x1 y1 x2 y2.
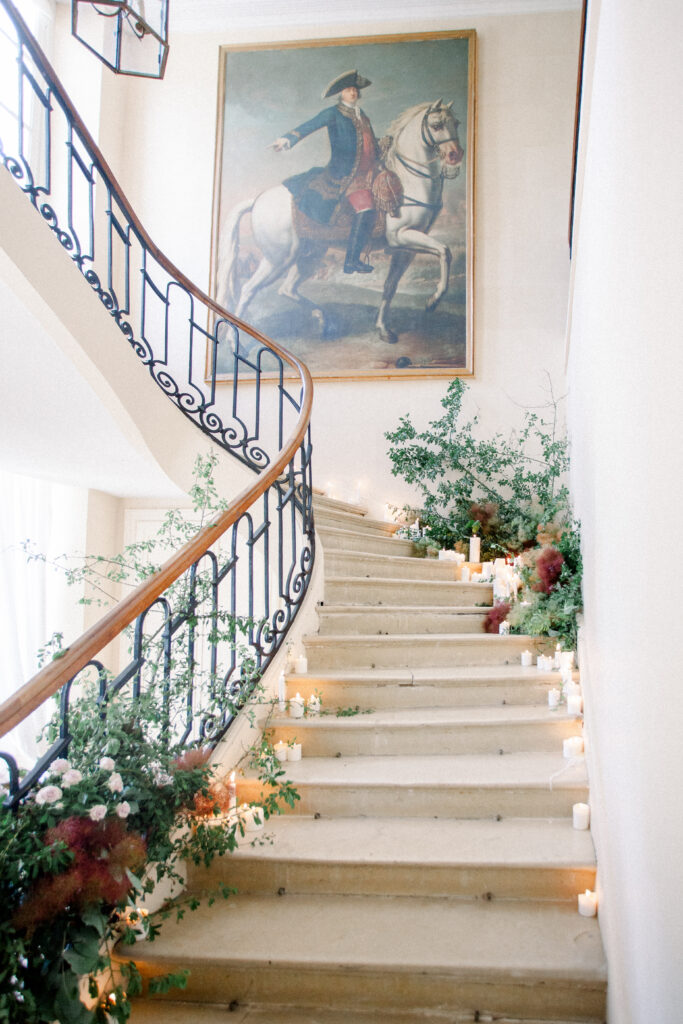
378 328 398 344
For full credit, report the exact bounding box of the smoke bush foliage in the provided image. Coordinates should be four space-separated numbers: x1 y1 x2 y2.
385 378 571 554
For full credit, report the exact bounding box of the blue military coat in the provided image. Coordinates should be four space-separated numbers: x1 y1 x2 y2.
282 102 379 225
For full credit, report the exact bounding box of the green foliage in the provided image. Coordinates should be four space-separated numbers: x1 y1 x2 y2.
2 454 299 1023
385 378 571 557
510 522 583 647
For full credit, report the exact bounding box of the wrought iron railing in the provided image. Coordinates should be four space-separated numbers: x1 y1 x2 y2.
0 0 315 808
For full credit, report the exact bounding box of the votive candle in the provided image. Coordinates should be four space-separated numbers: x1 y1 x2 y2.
578 889 598 917
289 693 305 718
521 650 533 667
563 736 584 758
287 743 302 762
548 687 560 709
573 802 591 830
274 741 288 762
567 693 583 716
295 654 308 674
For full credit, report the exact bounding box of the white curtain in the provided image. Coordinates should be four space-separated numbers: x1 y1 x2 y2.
0 469 87 772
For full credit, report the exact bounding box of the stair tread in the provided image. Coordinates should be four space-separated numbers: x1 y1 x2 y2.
288 665 561 683
313 494 369 517
271 705 580 728
247 751 587 788
304 632 535 645
128 894 606 981
228 816 596 868
319 604 490 614
129 1005 602 1024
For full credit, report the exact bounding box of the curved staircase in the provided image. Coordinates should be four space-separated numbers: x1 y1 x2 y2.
128 495 607 1023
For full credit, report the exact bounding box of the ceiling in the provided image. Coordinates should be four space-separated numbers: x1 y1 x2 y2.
168 0 580 32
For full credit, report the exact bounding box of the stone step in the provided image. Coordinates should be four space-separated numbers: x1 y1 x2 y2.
324 549 464 580
124 895 606 1020
317 604 488 635
129 1005 606 1024
312 493 368 518
268 705 582 757
315 506 399 536
282 666 563 709
187 816 596 902
318 524 416 557
304 633 539 670
239 751 588 819
324 575 493 606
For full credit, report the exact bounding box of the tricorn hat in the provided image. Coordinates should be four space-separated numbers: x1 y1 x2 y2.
322 69 371 99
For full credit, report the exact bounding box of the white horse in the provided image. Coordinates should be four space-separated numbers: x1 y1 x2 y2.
221 100 464 345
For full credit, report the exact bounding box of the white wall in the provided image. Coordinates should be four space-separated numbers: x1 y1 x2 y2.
95 9 580 517
567 1 683 1020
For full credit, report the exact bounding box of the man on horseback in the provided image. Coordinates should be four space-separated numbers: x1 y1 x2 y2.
270 69 380 275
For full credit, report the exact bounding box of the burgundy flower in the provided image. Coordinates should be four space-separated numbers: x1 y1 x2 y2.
533 546 565 594
484 601 511 634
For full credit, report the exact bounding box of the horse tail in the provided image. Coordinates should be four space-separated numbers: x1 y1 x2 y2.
220 197 255 307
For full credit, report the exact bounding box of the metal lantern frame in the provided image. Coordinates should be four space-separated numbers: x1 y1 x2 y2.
71 0 169 79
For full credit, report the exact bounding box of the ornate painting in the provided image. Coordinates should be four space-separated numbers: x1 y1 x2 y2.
209 30 476 380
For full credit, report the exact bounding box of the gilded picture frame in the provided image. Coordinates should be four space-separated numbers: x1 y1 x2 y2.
209 30 476 381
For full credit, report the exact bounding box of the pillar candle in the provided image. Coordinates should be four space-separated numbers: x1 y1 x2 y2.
563 736 584 758
227 770 237 814
274 741 288 763
578 889 598 917
554 643 562 669
278 671 286 713
295 654 308 674
567 694 583 716
482 562 493 579
498 620 510 636
469 535 481 563
560 651 576 673
461 566 471 582
287 743 302 762
289 693 304 718
548 688 560 709
573 802 591 830
521 650 533 667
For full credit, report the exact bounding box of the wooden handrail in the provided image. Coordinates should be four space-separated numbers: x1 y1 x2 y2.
0 0 314 740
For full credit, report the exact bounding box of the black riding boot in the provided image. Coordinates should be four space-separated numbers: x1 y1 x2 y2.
344 210 375 274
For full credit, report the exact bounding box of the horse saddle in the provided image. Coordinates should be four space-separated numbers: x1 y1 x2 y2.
292 169 404 248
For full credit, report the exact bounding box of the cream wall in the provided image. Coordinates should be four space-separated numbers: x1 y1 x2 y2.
567 1 683 1021
72 9 581 518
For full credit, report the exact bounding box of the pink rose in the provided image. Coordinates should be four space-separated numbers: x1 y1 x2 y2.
89 804 107 821
99 756 116 771
61 769 83 787
51 758 70 775
116 801 131 819
35 785 63 805
107 772 123 794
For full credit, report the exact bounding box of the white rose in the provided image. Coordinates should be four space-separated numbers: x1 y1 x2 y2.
61 768 83 787
116 801 131 819
89 804 107 821
35 785 63 805
107 772 124 794
99 756 116 771
51 758 70 775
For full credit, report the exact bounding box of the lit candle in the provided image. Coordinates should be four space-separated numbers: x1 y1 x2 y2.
469 535 481 563
498 620 510 636
559 651 576 673
241 804 264 833
521 650 533 667
567 694 583 716
471 572 482 582
274 741 288 762
578 889 598 917
564 680 581 698
563 736 584 758
227 770 236 814
573 802 591 830
307 694 321 716
287 743 302 762
289 693 304 719
278 670 286 712
295 654 308 674
461 566 471 582
548 687 560 709
554 643 562 669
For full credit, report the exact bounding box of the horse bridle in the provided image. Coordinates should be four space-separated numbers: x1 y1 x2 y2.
390 110 460 212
